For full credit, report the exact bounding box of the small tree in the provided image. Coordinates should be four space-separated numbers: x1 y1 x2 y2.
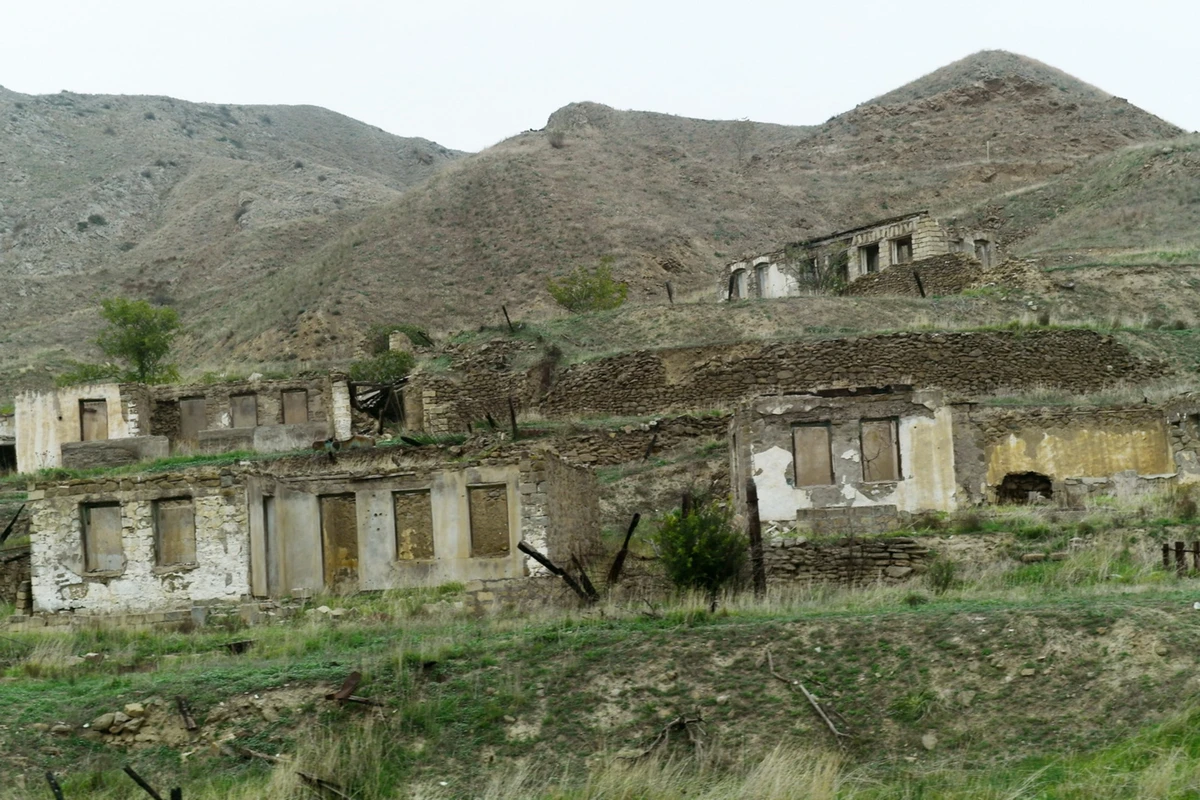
349 350 416 384
655 498 748 597
783 244 849 295
546 258 628 312
56 297 184 387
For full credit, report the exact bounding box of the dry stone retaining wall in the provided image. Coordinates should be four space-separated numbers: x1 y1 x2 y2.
764 536 930 585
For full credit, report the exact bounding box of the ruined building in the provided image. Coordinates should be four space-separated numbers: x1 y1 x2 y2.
723 210 999 299
24 446 599 616
14 375 351 474
731 388 1200 535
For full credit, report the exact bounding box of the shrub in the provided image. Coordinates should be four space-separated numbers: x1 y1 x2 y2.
926 557 956 595
547 129 566 148
655 498 747 596
87 214 107 226
349 350 416 384
55 361 123 388
547 258 628 312
889 690 936 724
1169 485 1198 521
143 111 155 120
951 511 983 534
94 297 180 383
910 511 944 532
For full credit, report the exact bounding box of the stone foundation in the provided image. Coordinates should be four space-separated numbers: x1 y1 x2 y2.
764 536 930 584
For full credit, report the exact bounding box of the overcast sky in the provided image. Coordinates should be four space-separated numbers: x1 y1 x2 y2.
4 0 1197 152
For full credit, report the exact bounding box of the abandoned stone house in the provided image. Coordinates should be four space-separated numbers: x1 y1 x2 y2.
14 376 351 474
24 447 599 615
731 388 1200 535
723 210 999 300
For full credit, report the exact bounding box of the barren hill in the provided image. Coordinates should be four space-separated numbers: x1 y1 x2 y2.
0 50 1187 383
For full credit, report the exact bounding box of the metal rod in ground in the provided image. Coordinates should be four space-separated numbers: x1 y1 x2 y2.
746 479 767 597
123 765 164 800
517 541 595 604
912 270 926 298
507 398 519 441
606 513 641 586
1163 543 1170 570
665 281 674 304
502 305 514 332
45 772 65 800
1177 541 1187 576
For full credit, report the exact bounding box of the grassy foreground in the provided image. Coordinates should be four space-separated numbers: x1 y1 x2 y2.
4 531 1200 799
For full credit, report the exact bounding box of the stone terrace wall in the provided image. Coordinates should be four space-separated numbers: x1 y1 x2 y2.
844 253 981 297
537 330 1166 418
764 536 929 585
0 546 30 607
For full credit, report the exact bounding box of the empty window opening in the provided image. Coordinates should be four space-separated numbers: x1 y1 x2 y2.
468 484 511 557
82 503 123 573
154 498 197 567
893 236 913 265
755 265 770 298
0 444 15 474
262 495 282 595
179 397 207 441
320 494 359 590
861 418 901 482
729 268 748 300
282 390 309 424
974 238 993 268
793 423 835 486
394 490 435 560
997 472 1053 505
230 394 258 428
79 399 109 441
861 243 880 274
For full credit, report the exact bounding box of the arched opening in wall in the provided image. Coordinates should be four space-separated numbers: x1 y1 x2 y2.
0 444 14 475
728 269 748 300
997 472 1053 505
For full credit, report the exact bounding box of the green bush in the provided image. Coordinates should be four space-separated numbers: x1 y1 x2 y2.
546 258 628 313
349 350 416 384
926 557 957 595
654 499 747 595
55 361 123 388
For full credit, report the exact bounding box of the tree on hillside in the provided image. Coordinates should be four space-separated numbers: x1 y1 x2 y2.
546 258 628 313
58 298 181 386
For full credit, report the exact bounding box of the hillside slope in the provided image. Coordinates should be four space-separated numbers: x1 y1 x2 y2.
0 51 1185 379
217 51 1180 363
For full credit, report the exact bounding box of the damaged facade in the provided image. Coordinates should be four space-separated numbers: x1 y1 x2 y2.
14 376 352 473
723 210 999 299
732 389 1200 535
25 447 600 615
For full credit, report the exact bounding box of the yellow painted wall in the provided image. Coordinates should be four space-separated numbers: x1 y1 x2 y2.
985 423 1173 485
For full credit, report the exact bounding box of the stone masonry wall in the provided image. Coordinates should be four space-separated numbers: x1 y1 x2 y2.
844 253 982 297
0 546 30 607
764 536 930 585
28 470 250 614
538 330 1165 419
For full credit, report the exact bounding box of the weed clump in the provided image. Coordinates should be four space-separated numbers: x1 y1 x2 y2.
926 557 957 595
546 258 627 313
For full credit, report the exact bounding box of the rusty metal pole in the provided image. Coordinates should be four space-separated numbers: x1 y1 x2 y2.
746 479 767 598
1176 541 1187 577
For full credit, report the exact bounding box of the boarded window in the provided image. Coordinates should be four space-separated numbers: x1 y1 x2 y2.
862 243 880 274
320 494 358 589
394 490 435 560
468 484 510 557
861 418 901 482
231 394 258 428
179 397 207 441
79 399 109 441
82 503 123 573
282 390 309 424
154 498 197 566
893 236 913 264
793 424 834 486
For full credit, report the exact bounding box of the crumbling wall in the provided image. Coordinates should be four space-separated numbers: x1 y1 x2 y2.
15 383 144 472
536 330 1164 420
543 452 602 566
0 545 31 607
844 253 982 297
150 377 331 435
953 404 1180 506
764 536 929 584
27 470 249 614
